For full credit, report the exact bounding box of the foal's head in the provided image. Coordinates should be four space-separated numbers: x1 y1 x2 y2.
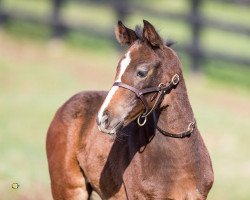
97 20 181 135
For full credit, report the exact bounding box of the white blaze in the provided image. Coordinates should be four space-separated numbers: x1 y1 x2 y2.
98 51 131 120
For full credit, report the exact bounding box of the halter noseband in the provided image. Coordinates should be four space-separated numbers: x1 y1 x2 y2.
112 74 196 138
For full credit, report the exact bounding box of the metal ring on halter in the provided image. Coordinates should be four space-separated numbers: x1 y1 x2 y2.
137 115 147 126
158 83 165 88
188 122 195 132
172 74 180 85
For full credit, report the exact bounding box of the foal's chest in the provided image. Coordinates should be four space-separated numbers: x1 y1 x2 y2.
78 128 203 200
120 152 202 200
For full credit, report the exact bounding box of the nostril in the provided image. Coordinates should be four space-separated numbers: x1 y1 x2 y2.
102 113 110 129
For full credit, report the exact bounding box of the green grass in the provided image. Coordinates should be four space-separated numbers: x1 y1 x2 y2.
189 80 250 200
0 33 119 199
202 28 250 58
3 21 51 41
0 54 79 200
205 60 250 90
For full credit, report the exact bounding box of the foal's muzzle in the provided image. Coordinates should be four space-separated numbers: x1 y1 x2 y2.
97 112 110 129
97 111 123 135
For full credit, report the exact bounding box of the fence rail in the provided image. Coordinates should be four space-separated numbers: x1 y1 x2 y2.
0 0 249 70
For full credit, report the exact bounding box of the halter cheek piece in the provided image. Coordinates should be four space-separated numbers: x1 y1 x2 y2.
113 74 196 138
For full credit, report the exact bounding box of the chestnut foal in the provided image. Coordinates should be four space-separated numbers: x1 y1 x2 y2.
46 20 214 200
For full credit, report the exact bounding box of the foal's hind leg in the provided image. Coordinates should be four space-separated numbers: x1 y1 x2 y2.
46 111 91 200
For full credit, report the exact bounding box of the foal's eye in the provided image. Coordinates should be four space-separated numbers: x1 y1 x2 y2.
137 70 148 78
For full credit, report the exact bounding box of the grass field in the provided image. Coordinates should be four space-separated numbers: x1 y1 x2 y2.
0 0 250 199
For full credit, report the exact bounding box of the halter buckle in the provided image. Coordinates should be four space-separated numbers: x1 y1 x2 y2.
158 83 165 89
137 115 147 126
172 74 180 85
158 83 168 94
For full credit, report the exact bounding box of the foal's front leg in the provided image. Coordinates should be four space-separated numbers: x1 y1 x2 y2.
46 111 90 200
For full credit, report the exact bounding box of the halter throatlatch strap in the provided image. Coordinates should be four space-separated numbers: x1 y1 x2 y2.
113 74 180 126
156 120 196 138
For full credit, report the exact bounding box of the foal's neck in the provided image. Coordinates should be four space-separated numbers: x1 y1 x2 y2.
157 74 195 137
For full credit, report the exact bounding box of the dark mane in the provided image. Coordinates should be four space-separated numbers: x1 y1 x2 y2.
135 25 175 47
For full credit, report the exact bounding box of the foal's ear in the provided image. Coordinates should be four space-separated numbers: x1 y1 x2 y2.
115 21 138 45
143 20 163 49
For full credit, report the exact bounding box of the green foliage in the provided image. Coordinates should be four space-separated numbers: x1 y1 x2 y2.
3 21 50 41
65 32 115 53
205 60 250 90
2 0 250 90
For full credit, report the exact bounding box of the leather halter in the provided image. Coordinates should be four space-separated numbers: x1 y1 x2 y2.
113 74 180 124
113 74 196 138
156 120 195 138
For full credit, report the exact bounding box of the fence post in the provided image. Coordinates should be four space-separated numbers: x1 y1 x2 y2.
189 0 203 71
51 0 66 38
111 0 129 49
112 0 129 22
0 0 5 25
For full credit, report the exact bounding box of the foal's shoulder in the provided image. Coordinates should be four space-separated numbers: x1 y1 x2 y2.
56 91 108 124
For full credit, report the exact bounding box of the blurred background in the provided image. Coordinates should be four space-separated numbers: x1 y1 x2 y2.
0 0 249 199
